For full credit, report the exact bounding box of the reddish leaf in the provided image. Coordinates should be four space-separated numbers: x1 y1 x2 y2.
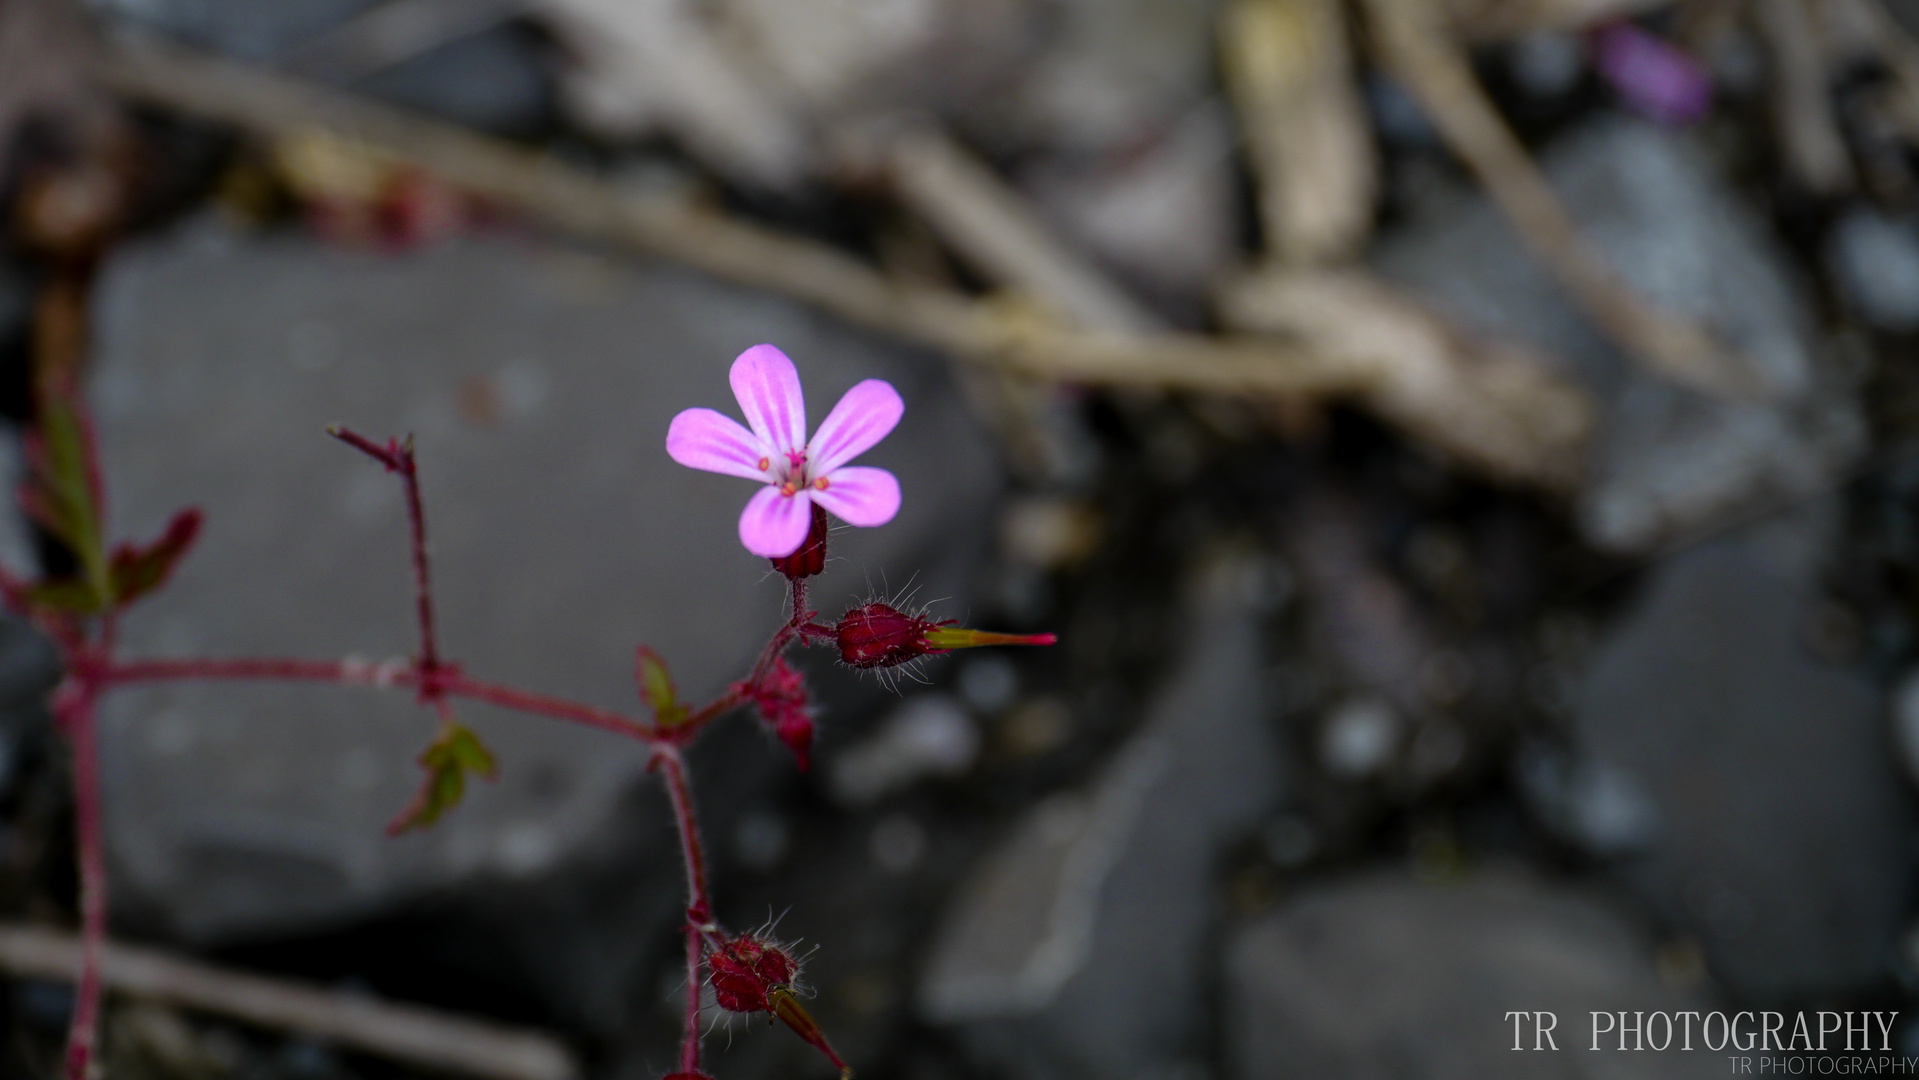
108 508 202 609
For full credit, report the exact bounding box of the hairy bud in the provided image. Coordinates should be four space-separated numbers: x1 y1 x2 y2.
834 602 1057 669
708 934 800 1014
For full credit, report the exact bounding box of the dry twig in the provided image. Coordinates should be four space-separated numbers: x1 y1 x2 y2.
1754 0 1854 194
1221 268 1593 490
0 924 577 1080
93 35 1363 399
1220 0 1378 263
1362 0 1764 401
871 122 1164 333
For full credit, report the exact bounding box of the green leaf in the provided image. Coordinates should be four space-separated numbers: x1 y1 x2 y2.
25 577 105 615
22 367 107 605
387 721 498 834
636 646 688 728
108 508 203 609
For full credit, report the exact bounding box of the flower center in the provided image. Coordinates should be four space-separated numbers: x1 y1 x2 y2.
773 448 811 497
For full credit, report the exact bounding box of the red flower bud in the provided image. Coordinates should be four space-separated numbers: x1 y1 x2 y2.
707 934 800 1014
768 503 828 579
834 602 1057 669
774 712 815 772
705 934 851 1077
740 655 815 770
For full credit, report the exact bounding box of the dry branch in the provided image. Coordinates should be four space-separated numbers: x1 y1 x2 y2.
1362 0 1764 401
1221 268 1594 490
1220 0 1378 263
92 35 1362 401
1755 0 1854 194
0 924 577 1080
279 0 526 82
874 122 1164 333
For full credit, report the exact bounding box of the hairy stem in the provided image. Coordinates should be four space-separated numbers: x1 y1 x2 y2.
57 681 104 1080
655 746 712 1074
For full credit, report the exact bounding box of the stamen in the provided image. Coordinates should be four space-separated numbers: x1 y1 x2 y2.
814 477 830 491
757 456 770 472
780 481 798 497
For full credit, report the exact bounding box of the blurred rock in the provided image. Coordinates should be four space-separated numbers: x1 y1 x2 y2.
920 551 1283 1080
90 0 549 134
1375 116 1861 552
352 24 554 137
719 0 1031 123
1514 744 1661 856
1825 208 1919 332
1023 103 1240 308
88 218 1000 964
998 494 1101 571
537 0 1031 189
1317 695 1400 779
90 0 376 62
828 693 980 806
1895 667 1919 786
969 0 1221 156
1225 868 1712 1080
1572 506 1907 1001
1507 31 1585 99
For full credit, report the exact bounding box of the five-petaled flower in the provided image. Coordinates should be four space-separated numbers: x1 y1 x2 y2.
667 345 903 558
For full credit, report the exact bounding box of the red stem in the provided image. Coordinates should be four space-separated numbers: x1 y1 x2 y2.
397 448 441 676
655 746 712 1073
56 680 103 1080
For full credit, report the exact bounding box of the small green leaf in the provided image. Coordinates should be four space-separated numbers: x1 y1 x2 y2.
440 724 498 777
388 721 498 834
25 577 105 615
23 366 108 604
636 646 689 728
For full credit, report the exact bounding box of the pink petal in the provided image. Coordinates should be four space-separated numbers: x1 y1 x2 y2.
667 408 774 481
812 466 900 527
808 379 903 476
739 485 815 557
730 344 807 456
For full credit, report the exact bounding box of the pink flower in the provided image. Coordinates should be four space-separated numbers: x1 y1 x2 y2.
667 344 903 558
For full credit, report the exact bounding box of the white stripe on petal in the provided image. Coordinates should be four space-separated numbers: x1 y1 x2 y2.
812 466 900 527
667 408 774 481
730 344 807 456
809 379 902 476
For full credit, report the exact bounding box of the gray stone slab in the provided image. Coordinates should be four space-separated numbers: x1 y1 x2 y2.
1225 868 1713 1080
1374 115 1860 552
1572 507 1908 1002
88 217 1000 944
920 553 1284 1080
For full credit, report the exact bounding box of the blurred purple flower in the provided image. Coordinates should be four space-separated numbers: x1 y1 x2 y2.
667 344 903 558
1592 21 1713 125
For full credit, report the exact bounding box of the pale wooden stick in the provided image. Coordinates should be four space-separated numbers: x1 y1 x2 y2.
1221 268 1594 490
0 924 576 1080
878 123 1164 333
279 0 526 82
1220 0 1378 263
1362 0 1764 401
1754 0 1854 194
91 35 1363 400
